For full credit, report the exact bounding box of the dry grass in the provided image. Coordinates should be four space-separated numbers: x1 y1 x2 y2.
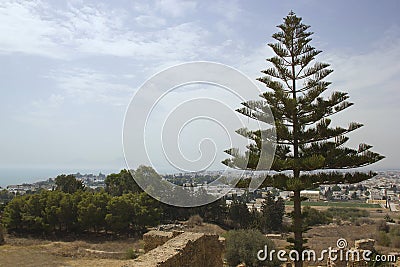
0 234 142 267
0 222 224 266
184 222 226 235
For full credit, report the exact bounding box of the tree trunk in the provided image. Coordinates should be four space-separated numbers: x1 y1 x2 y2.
293 189 303 267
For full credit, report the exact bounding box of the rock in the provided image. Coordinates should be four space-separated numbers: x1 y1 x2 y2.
354 239 375 251
143 230 178 252
130 232 224 267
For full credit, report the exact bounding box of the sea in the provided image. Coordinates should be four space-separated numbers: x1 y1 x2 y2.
0 167 120 188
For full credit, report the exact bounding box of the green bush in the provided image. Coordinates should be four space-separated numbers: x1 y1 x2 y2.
125 248 138 259
0 224 5 245
391 237 400 249
326 207 369 221
302 206 332 227
376 231 391 247
384 214 395 223
225 229 279 267
376 220 389 233
1 190 161 235
389 225 400 236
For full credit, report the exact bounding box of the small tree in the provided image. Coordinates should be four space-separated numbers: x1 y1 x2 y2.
55 174 84 194
105 169 142 196
105 194 134 233
228 200 251 229
2 197 23 231
259 193 285 233
223 12 384 267
0 224 5 245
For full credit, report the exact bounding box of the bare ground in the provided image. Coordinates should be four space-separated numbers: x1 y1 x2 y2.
0 235 142 267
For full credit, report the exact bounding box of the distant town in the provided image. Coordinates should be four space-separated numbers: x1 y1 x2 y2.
2 170 399 212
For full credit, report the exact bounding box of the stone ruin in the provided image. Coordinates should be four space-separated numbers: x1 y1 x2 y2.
327 239 375 267
127 230 224 267
354 239 375 251
142 230 182 252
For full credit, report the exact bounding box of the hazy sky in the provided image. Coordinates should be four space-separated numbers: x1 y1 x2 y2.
0 0 399 184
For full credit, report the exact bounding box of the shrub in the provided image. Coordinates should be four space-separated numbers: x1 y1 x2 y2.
326 207 369 220
354 218 373 226
377 220 389 233
376 231 391 247
225 229 279 267
125 248 138 259
391 237 400 249
384 214 395 223
0 224 5 245
389 225 400 236
187 214 203 228
302 206 332 227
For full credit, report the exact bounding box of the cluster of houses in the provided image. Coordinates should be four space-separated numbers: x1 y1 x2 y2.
4 172 106 195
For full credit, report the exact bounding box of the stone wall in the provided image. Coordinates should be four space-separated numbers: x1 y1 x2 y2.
143 230 181 252
354 239 375 251
130 232 224 267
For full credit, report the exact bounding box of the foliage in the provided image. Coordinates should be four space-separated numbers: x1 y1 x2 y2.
384 214 395 223
391 236 400 249
302 206 331 227
354 217 373 226
105 194 135 233
225 229 279 267
104 169 143 196
2 196 23 231
0 189 14 206
125 248 138 259
376 220 389 233
105 169 142 196
77 191 110 232
331 185 341 192
1 167 285 236
325 207 369 221
55 174 84 194
389 225 400 236
259 193 285 232
1 190 160 235
227 200 251 229
0 224 4 245
369 225 400 249
376 231 391 247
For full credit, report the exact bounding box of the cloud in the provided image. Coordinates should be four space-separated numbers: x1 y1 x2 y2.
46 67 134 106
135 15 166 28
0 1 68 58
17 93 67 128
32 94 65 109
0 1 208 60
155 0 197 18
208 0 241 21
321 30 400 108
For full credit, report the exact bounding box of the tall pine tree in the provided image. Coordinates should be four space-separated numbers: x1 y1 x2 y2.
223 12 384 267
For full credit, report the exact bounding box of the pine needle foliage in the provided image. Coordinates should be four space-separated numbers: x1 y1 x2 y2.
223 11 384 267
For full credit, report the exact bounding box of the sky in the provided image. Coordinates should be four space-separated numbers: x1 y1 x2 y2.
0 0 399 186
